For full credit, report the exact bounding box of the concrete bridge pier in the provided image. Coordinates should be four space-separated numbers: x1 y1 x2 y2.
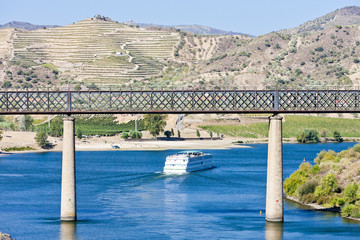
61 116 76 221
265 115 283 222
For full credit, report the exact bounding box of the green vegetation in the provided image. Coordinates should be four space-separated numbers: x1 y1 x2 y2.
129 130 142 139
200 116 360 139
42 63 60 73
284 144 360 219
164 130 172 138
121 132 130 139
3 146 36 152
296 129 319 143
333 131 343 142
39 115 145 137
76 129 83 139
144 114 167 138
35 129 49 149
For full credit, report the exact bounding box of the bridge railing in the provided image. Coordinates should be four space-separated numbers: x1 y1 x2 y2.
0 90 360 114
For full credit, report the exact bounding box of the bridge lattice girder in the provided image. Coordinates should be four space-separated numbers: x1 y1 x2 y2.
0 90 359 114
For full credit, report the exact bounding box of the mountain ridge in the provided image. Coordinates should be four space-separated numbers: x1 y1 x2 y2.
123 20 251 36
0 21 59 30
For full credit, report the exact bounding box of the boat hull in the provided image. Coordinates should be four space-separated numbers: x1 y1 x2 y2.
163 152 214 174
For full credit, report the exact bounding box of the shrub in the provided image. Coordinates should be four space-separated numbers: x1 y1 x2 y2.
296 129 319 143
2 81 12 88
300 193 316 203
284 162 311 196
35 129 49 149
333 131 343 142
310 165 321 174
341 203 354 217
315 47 324 52
353 144 360 153
129 130 142 139
298 179 318 197
121 132 129 139
3 146 35 152
344 182 359 202
314 173 338 197
314 150 336 164
164 130 172 138
77 129 83 139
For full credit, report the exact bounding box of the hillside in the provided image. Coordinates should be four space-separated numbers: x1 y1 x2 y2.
1 8 360 90
280 6 360 35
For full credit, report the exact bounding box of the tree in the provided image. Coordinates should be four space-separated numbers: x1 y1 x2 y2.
196 129 200 138
74 84 81 91
25 116 34 131
129 130 142 139
76 129 83 139
296 129 319 143
208 131 213 139
144 114 167 138
333 131 343 142
0 129 3 142
121 132 129 139
35 128 48 149
49 117 63 137
164 130 172 138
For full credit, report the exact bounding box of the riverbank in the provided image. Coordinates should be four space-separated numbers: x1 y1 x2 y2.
285 194 360 222
0 131 251 155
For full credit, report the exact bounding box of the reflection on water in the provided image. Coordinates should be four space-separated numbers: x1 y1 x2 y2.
163 174 190 234
265 222 283 240
60 221 76 240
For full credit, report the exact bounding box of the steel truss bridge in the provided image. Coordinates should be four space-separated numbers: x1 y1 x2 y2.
1 89 360 114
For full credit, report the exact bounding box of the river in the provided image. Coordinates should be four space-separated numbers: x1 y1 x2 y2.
0 143 359 239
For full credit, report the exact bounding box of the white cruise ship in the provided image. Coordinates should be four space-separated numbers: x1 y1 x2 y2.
163 151 214 174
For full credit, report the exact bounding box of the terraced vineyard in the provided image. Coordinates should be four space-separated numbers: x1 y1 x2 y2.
12 18 180 85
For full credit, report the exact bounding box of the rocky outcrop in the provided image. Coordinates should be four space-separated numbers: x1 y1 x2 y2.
0 233 14 240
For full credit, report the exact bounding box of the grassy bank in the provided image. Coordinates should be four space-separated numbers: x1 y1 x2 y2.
200 115 360 138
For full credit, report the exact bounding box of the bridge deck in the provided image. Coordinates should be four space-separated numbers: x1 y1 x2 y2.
1 90 360 114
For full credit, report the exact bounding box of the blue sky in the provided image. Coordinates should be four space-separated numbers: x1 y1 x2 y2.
2 0 360 35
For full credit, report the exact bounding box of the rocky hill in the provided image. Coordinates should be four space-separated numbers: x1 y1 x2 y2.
1 8 360 90
280 6 360 35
